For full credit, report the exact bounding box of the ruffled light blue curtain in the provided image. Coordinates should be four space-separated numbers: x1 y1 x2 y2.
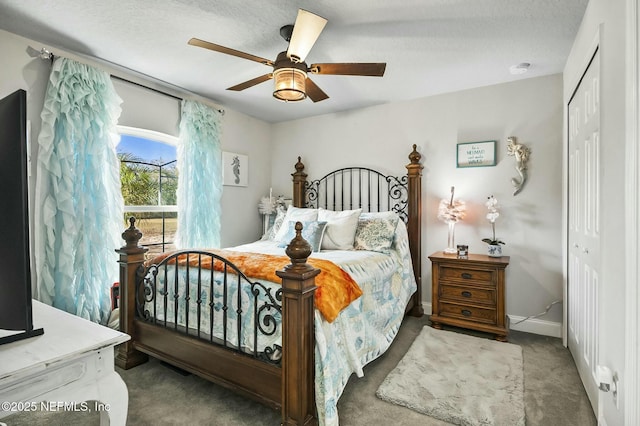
175 100 223 248
34 57 123 324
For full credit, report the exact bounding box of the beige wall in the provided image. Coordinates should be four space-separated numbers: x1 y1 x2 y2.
271 74 565 329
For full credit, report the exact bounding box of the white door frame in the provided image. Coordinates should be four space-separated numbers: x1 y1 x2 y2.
625 0 640 424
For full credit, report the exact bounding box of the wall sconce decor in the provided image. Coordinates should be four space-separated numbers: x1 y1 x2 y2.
507 136 531 196
437 186 466 254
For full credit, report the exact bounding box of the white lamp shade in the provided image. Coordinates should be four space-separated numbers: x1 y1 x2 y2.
437 199 466 223
286 9 327 63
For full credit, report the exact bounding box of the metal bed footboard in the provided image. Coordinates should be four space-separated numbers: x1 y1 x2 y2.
135 250 283 365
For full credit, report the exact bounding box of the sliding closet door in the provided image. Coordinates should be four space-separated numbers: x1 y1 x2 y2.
567 48 601 413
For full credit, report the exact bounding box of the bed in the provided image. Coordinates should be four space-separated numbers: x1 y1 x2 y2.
115 145 423 425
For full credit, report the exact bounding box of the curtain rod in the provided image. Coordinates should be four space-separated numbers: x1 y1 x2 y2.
35 47 224 115
110 74 183 101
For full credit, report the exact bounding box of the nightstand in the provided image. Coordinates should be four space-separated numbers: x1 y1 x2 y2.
428 251 510 341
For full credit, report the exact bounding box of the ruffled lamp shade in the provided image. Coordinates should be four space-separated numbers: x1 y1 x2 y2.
437 187 466 253
258 196 276 215
258 192 276 235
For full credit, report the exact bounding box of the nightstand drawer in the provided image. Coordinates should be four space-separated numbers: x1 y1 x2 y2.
438 301 497 325
439 266 495 284
439 283 495 306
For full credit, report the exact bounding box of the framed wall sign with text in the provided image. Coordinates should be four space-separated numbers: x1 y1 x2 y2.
456 140 497 168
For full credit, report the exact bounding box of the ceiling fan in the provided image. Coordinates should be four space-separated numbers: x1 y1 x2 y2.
188 9 386 103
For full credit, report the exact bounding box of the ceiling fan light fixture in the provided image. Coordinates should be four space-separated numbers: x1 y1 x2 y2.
189 9 385 104
273 67 307 102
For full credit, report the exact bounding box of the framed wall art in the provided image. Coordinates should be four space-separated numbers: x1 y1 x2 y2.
456 140 496 168
222 151 248 186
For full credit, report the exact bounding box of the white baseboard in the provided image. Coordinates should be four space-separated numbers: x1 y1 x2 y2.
420 302 562 338
508 315 562 338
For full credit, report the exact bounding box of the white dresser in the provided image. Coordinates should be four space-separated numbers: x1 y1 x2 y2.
0 300 130 425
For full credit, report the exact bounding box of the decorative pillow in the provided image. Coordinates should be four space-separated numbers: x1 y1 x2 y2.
359 211 400 221
354 214 400 253
273 206 319 241
261 206 287 241
317 208 362 250
277 220 328 252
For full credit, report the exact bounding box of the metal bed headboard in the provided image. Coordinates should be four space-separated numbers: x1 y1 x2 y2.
304 167 409 223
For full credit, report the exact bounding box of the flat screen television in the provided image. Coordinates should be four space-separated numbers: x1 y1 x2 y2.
0 89 44 345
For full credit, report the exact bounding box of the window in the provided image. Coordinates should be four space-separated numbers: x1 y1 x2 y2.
117 126 178 257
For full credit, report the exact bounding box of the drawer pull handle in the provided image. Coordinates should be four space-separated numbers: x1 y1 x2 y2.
461 291 472 297
461 309 472 317
461 273 472 279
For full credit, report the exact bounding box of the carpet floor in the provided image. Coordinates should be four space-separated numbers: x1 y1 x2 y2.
3 315 596 425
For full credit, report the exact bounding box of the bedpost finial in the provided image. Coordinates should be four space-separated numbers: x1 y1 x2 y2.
408 144 421 164
121 216 143 250
295 156 305 173
284 222 314 270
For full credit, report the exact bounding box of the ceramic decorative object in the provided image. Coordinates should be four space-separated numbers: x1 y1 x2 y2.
507 136 531 196
487 244 502 257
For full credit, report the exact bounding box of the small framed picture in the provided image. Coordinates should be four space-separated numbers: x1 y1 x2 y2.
222 151 248 186
456 140 497 168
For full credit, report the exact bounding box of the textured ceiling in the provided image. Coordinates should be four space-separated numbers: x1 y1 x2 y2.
0 0 588 123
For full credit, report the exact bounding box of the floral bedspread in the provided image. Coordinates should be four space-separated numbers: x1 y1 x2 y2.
229 221 416 426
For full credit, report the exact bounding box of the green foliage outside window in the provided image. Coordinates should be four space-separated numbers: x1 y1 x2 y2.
118 152 178 219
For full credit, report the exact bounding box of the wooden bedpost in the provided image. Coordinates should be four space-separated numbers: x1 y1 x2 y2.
292 156 307 208
406 144 424 317
115 217 149 369
276 222 319 426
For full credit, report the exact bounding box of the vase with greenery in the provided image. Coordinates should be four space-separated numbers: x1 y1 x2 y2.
481 195 505 257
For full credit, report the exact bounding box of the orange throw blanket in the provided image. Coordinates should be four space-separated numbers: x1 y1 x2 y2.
147 250 363 322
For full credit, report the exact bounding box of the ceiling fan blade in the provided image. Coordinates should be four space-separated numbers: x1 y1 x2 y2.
188 38 273 66
227 73 273 91
305 77 329 103
286 9 327 63
310 63 386 77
